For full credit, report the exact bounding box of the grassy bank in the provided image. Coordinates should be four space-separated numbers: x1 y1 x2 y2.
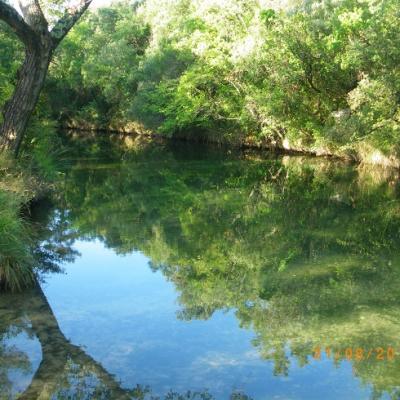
0 153 42 291
0 122 60 292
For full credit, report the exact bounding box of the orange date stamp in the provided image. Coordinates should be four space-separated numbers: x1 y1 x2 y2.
313 346 396 361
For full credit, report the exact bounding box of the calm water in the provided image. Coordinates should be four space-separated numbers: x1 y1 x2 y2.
1 133 400 399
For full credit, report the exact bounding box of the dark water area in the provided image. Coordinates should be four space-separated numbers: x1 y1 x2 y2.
2 132 400 399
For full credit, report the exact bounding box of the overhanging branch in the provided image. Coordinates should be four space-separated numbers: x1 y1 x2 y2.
18 0 48 33
50 0 92 46
0 0 37 46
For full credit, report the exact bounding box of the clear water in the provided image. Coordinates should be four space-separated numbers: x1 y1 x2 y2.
1 134 400 399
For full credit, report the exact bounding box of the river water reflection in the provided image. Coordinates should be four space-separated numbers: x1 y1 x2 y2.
1 133 400 399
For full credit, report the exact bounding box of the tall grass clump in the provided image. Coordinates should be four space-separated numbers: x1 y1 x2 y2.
0 153 37 291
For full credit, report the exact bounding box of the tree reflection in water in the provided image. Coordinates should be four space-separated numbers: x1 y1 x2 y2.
4 132 400 399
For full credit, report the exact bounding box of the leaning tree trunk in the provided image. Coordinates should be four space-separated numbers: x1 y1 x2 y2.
0 0 93 157
0 40 52 156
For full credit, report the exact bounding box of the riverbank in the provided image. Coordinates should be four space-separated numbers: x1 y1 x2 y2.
0 152 49 291
63 121 400 169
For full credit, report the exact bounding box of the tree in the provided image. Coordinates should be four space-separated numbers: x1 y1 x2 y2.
0 0 92 155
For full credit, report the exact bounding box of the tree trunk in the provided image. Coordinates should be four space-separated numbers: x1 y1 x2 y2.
0 40 52 156
0 0 93 157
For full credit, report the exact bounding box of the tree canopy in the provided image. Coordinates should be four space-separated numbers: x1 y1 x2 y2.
1 0 399 161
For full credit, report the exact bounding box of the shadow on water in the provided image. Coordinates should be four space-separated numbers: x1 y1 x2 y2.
3 131 400 398
1 282 132 399
0 281 251 399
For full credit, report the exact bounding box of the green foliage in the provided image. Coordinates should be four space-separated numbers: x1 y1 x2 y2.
47 0 392 156
1 0 400 158
46 2 150 128
130 0 262 141
60 0 400 156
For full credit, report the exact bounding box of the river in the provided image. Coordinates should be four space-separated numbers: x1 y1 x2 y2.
1 132 400 399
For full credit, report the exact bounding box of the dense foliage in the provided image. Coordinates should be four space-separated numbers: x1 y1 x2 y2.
46 2 150 129
1 0 399 160
50 0 400 161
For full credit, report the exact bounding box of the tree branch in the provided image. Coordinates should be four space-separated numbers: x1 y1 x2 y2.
50 0 92 47
18 0 48 33
0 0 37 46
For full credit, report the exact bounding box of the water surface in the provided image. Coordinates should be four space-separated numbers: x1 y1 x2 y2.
1 134 400 399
